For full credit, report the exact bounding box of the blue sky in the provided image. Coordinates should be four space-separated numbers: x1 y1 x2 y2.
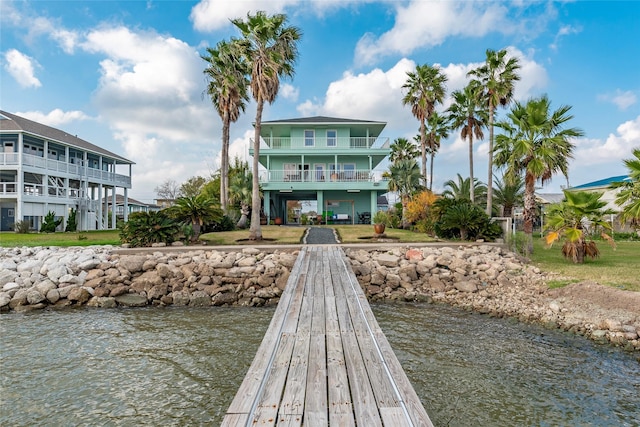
1 0 639 204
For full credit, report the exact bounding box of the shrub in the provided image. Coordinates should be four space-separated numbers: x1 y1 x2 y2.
40 211 62 233
65 208 77 232
14 220 30 234
406 190 438 234
119 211 181 247
434 199 502 241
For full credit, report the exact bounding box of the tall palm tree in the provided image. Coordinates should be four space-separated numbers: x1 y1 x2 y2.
389 137 420 163
425 110 450 191
387 158 423 229
402 64 448 186
448 80 488 202
493 173 524 217
442 173 487 205
232 11 302 240
611 148 640 230
494 95 584 254
468 48 521 216
202 39 249 214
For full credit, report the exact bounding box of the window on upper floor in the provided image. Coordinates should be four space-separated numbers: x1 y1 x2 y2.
327 130 337 147
304 130 315 147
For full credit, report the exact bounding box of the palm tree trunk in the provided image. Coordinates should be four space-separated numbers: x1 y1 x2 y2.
249 99 264 241
523 172 536 255
468 118 475 203
429 151 435 192
420 119 427 187
486 103 495 216
221 111 230 213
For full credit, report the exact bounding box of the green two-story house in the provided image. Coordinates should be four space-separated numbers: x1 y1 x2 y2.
250 116 390 225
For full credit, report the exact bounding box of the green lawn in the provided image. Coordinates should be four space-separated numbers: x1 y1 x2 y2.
529 238 640 292
0 230 121 247
200 226 306 245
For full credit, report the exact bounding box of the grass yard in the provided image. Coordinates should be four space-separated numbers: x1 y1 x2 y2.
200 226 306 245
333 225 438 244
529 238 640 292
0 230 121 247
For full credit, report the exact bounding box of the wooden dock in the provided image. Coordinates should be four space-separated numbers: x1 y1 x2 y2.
222 246 433 426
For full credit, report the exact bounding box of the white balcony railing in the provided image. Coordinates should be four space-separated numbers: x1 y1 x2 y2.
255 136 390 150
0 152 131 187
259 169 381 183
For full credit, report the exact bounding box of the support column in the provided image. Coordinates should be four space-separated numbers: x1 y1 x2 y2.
264 191 271 223
111 187 116 229
123 188 129 222
16 134 23 226
370 191 377 216
317 190 324 222
97 184 103 230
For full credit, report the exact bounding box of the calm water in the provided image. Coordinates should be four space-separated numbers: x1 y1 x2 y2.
1 304 638 426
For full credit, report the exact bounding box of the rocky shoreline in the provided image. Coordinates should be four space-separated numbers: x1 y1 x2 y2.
1 245 638 352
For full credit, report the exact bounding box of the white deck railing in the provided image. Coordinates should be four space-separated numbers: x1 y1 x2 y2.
259 169 382 183
0 153 131 187
253 136 390 150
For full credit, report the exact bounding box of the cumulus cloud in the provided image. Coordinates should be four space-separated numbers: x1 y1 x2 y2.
572 115 640 167
355 1 513 65
280 83 300 102
3 49 41 88
190 0 300 32
15 109 90 126
598 90 638 111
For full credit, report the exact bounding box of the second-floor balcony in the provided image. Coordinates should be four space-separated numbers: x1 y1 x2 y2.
259 169 386 184
255 136 390 150
1 152 131 187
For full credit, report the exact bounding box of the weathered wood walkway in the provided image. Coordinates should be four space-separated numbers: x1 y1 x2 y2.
222 246 433 426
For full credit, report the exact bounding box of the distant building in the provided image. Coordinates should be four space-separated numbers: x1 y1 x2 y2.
101 194 160 220
569 175 630 212
0 110 134 231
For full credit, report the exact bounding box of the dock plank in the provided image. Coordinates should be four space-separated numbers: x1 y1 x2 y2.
222 246 432 426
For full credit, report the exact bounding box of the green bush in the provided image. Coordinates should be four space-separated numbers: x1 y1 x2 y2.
65 208 77 232
434 199 502 241
40 211 62 233
14 220 30 234
118 211 181 247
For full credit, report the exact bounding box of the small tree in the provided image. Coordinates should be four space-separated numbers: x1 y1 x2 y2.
544 190 616 263
40 211 62 233
65 208 77 232
165 195 222 241
405 190 438 234
119 211 181 247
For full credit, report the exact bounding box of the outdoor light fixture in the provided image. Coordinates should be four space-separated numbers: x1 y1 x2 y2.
346 189 360 193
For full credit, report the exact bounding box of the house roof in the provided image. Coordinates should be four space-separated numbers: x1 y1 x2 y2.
0 110 133 164
101 194 154 207
571 175 630 190
536 193 565 204
261 116 386 126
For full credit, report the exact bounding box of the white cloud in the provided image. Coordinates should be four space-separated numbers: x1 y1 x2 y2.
3 49 41 88
572 115 640 167
190 0 300 32
280 83 300 102
598 90 637 111
550 24 582 51
355 1 512 65
15 108 90 126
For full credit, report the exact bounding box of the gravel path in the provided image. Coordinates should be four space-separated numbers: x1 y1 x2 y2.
304 227 338 244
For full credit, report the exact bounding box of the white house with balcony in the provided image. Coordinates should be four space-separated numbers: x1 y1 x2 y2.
0 110 134 231
251 116 390 225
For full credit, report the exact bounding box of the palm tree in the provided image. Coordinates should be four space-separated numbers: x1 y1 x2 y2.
442 173 487 204
425 110 450 191
202 39 249 214
611 148 640 231
468 48 521 216
544 190 616 263
166 195 222 241
389 137 420 163
448 80 488 202
493 173 524 217
387 159 423 229
402 64 448 186
229 166 255 229
494 95 584 254
232 11 302 240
